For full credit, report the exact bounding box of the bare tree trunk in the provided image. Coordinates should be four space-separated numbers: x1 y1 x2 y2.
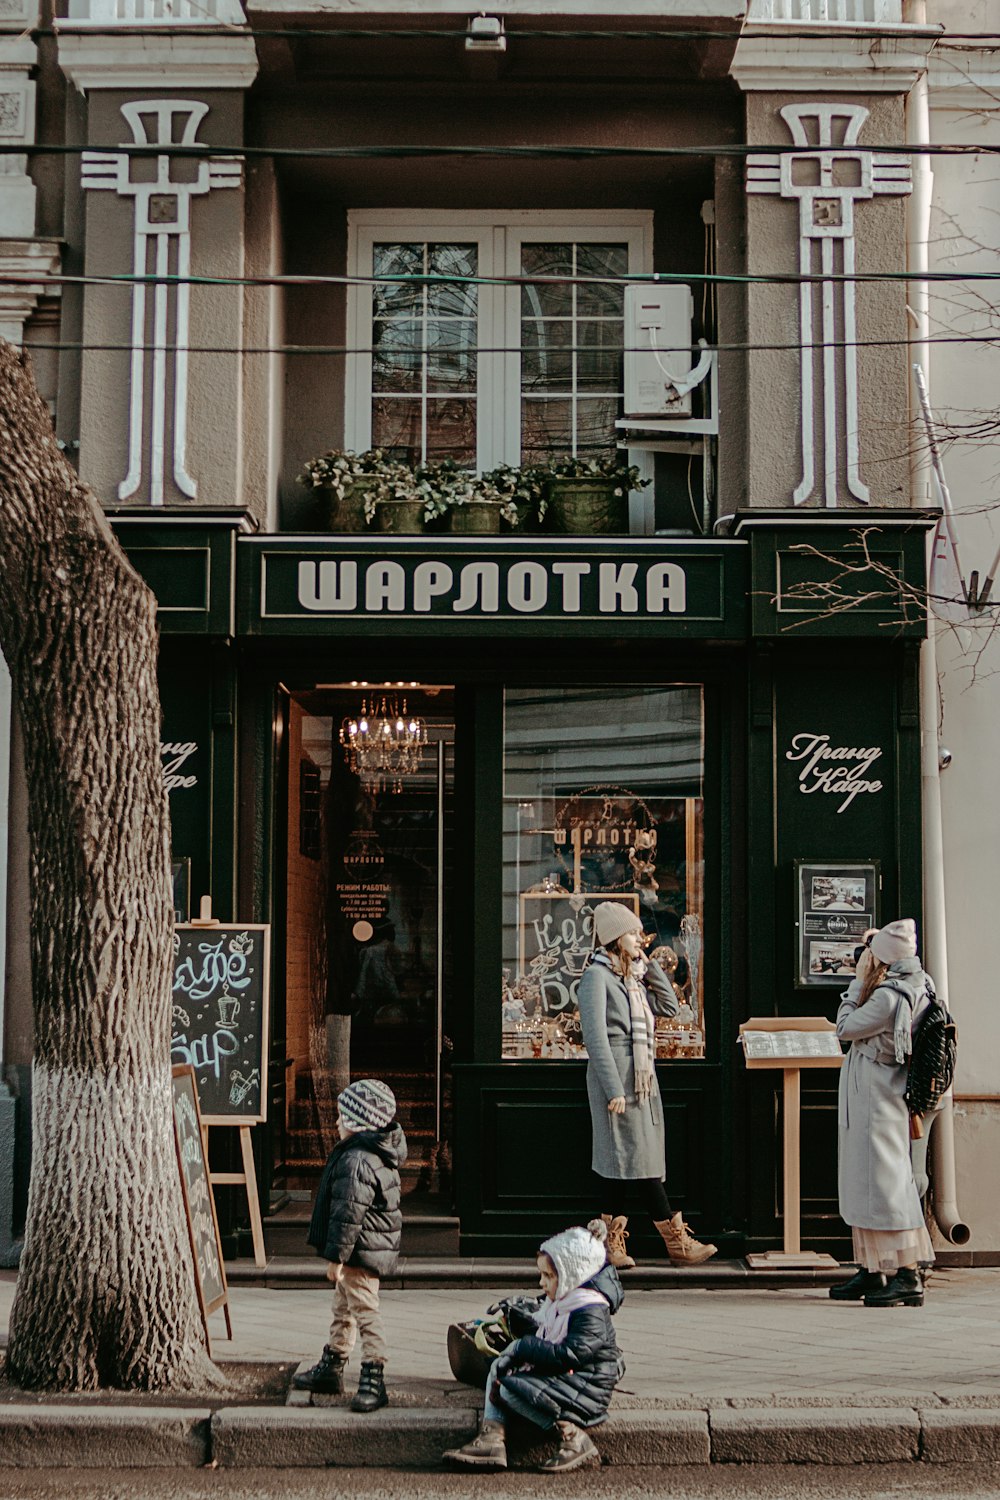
0 340 216 1389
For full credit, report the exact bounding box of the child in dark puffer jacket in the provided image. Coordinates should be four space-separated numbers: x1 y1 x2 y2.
444 1219 623 1473
293 1078 407 1414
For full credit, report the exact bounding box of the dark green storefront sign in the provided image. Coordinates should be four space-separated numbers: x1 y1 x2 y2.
239 539 748 638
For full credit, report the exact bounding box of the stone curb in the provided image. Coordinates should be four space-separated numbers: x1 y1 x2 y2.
921 1408 1000 1463
709 1406 921 1465
599 1410 711 1466
2 1402 999 1468
0 1406 211 1468
211 1405 479 1469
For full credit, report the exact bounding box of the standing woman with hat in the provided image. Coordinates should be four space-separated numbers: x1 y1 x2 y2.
833 918 935 1308
577 901 717 1268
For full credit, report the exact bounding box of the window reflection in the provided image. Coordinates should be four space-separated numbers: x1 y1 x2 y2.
502 687 706 1061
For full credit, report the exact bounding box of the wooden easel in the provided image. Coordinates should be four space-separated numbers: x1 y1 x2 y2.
740 1016 843 1270
190 896 267 1270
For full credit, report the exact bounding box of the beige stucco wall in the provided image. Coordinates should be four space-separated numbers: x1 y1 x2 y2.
744 92 911 510
926 53 1000 1248
78 90 252 514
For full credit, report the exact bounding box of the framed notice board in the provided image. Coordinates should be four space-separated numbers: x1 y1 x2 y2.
170 923 271 1125
794 860 879 988
171 1064 231 1343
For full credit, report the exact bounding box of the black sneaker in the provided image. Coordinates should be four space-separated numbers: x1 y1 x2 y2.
829 1269 886 1301
351 1360 389 1413
291 1345 347 1394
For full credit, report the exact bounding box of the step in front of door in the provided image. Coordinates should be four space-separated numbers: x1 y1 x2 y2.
263 1212 461 1259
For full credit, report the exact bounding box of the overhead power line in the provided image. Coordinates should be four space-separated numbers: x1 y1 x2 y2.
4 268 1000 288
4 141 1000 161
21 333 1000 356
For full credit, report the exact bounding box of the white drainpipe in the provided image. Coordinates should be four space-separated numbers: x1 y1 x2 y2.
906 0 970 1247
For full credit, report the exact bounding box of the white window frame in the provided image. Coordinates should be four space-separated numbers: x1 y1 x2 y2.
346 211 653 489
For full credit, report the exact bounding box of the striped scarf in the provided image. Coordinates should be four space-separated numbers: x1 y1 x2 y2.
623 964 657 1101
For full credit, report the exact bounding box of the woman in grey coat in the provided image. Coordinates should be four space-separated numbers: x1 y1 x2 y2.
577 901 716 1268
832 917 934 1309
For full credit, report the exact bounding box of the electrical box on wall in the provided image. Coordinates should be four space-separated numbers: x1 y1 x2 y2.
624 284 696 418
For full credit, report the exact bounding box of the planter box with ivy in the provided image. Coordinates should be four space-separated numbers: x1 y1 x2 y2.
297 448 420 533
542 456 649 536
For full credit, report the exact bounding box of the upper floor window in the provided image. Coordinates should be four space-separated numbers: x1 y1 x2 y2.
347 212 652 471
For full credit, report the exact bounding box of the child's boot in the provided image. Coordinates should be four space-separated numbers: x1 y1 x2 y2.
351 1359 389 1412
655 1212 717 1266
443 1418 508 1469
601 1213 635 1270
291 1345 347 1394
536 1420 599 1473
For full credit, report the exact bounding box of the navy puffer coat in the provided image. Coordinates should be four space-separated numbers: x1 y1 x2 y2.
307 1123 407 1277
495 1262 624 1430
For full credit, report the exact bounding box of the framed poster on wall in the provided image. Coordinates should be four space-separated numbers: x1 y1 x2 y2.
794 860 879 987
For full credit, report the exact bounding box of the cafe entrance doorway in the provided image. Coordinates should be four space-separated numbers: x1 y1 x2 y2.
279 683 455 1216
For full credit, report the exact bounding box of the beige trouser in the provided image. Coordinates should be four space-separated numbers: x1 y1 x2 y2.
328 1264 387 1366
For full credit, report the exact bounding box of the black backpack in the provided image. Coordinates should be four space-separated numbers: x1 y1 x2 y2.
904 986 957 1117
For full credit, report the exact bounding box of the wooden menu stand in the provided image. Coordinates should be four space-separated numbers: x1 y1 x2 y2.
189 896 267 1270
740 1016 844 1270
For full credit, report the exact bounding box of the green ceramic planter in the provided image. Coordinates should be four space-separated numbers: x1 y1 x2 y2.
374 498 426 535
545 478 629 536
447 501 501 536
321 475 378 533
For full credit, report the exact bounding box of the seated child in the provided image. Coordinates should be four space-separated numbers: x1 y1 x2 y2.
444 1219 623 1473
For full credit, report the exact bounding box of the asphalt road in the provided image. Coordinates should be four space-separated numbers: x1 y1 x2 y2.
3 1469 1000 1500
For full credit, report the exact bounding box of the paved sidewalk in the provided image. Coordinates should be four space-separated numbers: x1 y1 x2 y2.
2 1268 1000 1469
5 1265 1000 1403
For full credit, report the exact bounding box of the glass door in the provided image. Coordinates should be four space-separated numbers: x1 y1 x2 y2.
281 684 454 1211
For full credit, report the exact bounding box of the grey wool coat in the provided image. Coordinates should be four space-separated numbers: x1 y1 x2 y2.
577 951 678 1180
836 957 932 1232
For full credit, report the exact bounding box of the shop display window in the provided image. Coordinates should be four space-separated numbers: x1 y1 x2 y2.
502 687 705 1062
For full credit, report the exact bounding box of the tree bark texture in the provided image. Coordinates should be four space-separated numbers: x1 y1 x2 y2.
0 340 215 1389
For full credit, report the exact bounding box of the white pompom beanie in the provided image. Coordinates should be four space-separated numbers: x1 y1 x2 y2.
870 918 918 966
592 901 644 948
539 1224 607 1297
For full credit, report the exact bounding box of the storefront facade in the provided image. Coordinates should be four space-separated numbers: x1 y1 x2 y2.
0 1 953 1261
110 516 930 1258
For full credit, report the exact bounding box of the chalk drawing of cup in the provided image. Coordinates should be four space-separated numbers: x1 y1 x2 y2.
216 994 240 1030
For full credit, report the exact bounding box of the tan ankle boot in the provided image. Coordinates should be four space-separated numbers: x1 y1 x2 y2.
655 1212 717 1266
601 1213 636 1270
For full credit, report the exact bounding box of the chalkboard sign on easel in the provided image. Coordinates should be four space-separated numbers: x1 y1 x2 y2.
171 904 272 1269
171 1064 232 1348
171 922 271 1125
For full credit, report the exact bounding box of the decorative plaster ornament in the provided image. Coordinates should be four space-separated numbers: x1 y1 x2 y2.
747 104 911 508
82 100 241 505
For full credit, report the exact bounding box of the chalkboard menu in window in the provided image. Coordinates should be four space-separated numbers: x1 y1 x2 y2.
518 891 639 1017
171 1065 231 1341
170 923 271 1124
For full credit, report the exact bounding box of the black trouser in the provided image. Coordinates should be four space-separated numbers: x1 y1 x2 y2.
595 1174 672 1222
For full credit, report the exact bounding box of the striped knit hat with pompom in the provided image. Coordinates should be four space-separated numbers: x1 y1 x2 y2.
338 1078 397 1133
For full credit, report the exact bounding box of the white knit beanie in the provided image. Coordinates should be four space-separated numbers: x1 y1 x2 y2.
539 1224 607 1297
870 918 918 966
338 1078 396 1132
592 901 644 948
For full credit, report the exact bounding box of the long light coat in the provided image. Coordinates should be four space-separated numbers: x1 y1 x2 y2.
836 957 932 1232
577 952 678 1180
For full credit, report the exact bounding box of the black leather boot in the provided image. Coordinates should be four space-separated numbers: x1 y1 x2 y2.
863 1267 924 1308
292 1345 347 1394
351 1360 389 1413
829 1269 886 1301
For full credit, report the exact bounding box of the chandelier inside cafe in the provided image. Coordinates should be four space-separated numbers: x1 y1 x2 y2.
339 689 427 794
